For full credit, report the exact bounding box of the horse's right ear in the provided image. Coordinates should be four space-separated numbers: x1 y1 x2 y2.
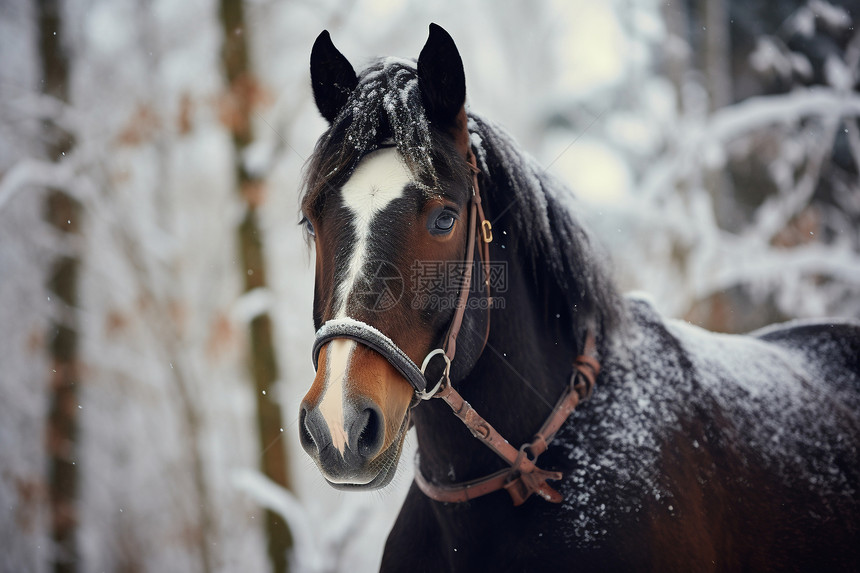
310 30 357 124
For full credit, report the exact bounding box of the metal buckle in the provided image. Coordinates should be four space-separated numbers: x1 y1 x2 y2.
418 349 451 400
481 219 493 243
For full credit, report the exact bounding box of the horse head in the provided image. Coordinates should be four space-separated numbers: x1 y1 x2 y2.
298 25 489 489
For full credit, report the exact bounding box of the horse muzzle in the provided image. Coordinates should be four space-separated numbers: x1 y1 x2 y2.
300 336 414 489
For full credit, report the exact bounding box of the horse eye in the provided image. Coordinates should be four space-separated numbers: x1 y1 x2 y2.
434 212 456 233
300 216 315 237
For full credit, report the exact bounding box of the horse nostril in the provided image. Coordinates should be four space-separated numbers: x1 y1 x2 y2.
356 405 384 459
299 404 318 454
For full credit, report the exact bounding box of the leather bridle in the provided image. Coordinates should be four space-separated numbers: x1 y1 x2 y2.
311 148 600 506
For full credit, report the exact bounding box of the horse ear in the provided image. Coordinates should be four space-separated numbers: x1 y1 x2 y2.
310 30 358 124
418 24 467 136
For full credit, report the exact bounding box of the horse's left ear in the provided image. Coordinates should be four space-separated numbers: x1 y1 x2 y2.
418 24 470 156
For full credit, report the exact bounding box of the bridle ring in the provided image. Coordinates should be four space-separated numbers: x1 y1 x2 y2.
418 349 451 400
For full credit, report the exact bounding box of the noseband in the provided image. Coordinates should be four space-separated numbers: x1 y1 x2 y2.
311 149 600 506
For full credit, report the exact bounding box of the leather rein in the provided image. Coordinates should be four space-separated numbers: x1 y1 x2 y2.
312 149 600 506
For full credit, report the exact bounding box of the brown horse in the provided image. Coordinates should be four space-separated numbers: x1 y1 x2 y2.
298 24 860 572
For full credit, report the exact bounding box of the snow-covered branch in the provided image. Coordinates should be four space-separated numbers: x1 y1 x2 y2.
709 88 860 142
233 469 370 573
0 158 73 212
749 118 839 242
639 88 860 202
691 233 860 301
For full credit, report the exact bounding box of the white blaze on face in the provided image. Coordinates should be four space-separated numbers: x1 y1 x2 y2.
318 338 354 456
318 148 412 459
334 147 412 318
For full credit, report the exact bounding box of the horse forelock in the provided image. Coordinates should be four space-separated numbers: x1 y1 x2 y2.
301 58 447 221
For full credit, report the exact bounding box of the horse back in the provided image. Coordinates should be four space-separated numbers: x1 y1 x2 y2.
654 315 860 571
751 319 860 399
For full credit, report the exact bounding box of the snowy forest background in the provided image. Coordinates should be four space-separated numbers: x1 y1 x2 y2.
1 0 858 571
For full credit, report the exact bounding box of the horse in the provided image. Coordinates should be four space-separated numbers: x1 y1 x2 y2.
297 23 860 572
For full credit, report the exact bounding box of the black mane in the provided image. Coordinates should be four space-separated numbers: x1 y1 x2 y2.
467 113 622 346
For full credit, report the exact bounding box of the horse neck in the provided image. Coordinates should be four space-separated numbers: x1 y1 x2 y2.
411 247 582 485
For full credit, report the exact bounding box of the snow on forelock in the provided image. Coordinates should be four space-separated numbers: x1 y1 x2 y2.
331 57 435 185
554 299 857 546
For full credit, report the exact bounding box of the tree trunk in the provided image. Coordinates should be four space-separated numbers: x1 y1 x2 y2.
217 1 294 571
38 1 79 571
701 0 732 111
699 0 734 235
